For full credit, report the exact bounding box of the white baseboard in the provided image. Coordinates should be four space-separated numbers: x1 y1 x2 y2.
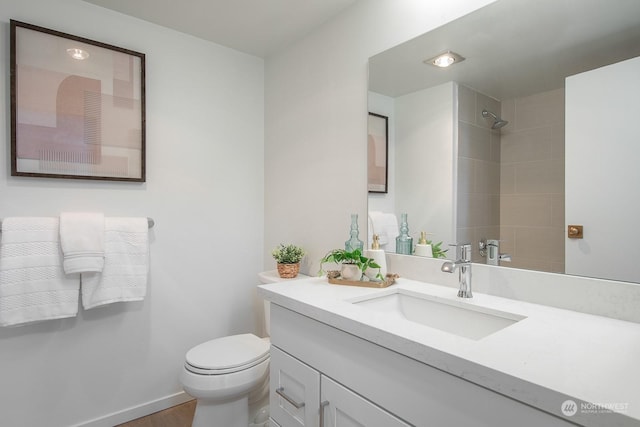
71 391 194 427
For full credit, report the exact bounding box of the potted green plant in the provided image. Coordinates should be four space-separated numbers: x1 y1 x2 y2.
428 240 448 259
318 248 383 281
272 244 305 278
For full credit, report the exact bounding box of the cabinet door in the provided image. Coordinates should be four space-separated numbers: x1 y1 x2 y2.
270 345 321 427
320 376 411 427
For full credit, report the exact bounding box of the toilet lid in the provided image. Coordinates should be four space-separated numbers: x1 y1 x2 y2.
185 334 269 373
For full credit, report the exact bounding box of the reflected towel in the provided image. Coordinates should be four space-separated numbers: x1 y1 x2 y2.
380 213 400 250
0 217 79 327
368 211 388 245
368 212 398 252
60 212 105 274
81 217 149 309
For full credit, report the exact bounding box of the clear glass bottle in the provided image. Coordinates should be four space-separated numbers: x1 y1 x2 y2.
345 214 364 252
396 213 413 255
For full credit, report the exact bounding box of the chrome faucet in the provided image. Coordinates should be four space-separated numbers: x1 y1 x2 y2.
479 238 511 266
441 243 473 298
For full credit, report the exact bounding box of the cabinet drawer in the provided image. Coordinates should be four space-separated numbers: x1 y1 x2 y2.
321 376 411 427
270 345 320 427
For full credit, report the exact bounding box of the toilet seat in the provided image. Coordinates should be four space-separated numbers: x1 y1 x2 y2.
185 333 270 375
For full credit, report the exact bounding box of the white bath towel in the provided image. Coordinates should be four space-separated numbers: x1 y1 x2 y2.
81 217 149 309
59 212 105 274
0 217 80 327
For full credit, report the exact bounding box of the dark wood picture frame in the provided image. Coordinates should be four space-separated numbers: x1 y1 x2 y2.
367 112 388 193
10 20 146 182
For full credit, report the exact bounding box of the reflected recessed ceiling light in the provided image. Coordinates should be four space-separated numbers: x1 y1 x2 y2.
424 51 465 68
66 48 89 60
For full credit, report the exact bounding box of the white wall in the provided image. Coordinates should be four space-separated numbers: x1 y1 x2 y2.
565 56 640 283
264 0 496 275
395 82 456 249
0 1 264 426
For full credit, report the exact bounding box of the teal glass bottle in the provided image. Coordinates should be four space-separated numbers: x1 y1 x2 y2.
345 214 364 252
396 213 413 255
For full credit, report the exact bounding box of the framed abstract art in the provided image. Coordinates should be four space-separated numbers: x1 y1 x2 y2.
10 20 146 181
367 112 388 193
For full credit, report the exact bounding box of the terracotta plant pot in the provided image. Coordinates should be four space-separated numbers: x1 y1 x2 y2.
277 263 300 278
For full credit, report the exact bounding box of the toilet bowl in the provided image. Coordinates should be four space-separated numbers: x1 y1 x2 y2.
181 270 308 427
181 334 270 427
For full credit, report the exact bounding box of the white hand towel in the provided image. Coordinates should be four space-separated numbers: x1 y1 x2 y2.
0 217 80 327
59 212 105 274
81 217 149 309
381 213 400 247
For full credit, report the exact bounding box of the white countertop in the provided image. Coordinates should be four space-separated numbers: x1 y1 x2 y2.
258 277 640 426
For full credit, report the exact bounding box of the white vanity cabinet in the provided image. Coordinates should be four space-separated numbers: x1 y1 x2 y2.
269 303 575 427
270 345 409 427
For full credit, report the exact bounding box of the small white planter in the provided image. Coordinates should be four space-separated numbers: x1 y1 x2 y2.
340 264 361 281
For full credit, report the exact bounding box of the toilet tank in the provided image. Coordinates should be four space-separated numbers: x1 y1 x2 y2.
258 270 309 336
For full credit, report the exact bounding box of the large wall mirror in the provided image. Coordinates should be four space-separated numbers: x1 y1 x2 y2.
367 0 640 283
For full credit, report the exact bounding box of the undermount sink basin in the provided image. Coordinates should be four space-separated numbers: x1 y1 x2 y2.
349 289 525 340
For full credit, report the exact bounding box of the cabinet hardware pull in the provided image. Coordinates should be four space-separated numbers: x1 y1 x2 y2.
319 400 329 426
276 387 305 409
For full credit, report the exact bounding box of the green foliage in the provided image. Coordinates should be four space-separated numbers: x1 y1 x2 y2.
427 240 448 259
272 244 305 264
318 248 383 281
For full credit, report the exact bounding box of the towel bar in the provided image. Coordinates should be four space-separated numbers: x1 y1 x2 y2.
0 217 155 231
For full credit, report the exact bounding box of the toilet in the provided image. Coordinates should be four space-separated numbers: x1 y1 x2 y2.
180 270 307 427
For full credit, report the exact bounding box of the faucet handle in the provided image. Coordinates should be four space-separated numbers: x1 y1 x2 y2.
449 242 471 262
460 243 472 262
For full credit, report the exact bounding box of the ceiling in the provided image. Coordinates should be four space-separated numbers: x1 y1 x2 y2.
369 0 640 100
81 0 357 57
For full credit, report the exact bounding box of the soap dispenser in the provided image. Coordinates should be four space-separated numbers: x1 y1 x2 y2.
414 232 433 257
364 234 387 279
395 213 413 255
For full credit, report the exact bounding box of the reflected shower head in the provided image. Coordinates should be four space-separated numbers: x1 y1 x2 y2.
482 109 509 129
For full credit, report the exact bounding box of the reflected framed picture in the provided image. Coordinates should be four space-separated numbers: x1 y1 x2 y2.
10 20 146 182
367 112 388 193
